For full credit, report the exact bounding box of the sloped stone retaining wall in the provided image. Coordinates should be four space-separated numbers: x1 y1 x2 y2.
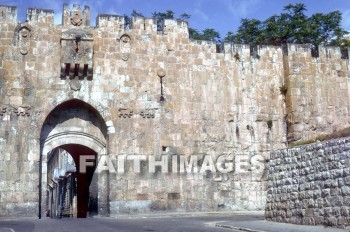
266 136 350 228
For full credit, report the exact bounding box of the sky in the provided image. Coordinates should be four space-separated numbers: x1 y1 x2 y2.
1 0 350 39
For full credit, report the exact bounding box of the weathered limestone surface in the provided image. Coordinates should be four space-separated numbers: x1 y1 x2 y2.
283 44 350 142
266 137 350 228
0 3 349 218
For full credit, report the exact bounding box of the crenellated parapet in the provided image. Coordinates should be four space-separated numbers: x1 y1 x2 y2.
96 14 125 31
1 3 349 79
132 17 157 32
162 19 188 36
0 5 17 23
26 7 54 25
96 14 189 38
2 3 349 63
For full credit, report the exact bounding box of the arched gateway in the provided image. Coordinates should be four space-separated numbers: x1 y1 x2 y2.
39 99 110 218
5 2 338 219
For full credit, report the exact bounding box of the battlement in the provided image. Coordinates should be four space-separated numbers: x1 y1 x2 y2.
283 43 348 59
0 5 17 22
0 4 190 36
219 43 350 63
96 14 188 35
163 19 188 35
1 3 349 61
96 14 125 31
0 3 349 63
26 8 54 24
132 16 157 31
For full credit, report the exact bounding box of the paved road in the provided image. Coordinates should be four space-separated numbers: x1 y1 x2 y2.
0 213 348 232
0 214 249 232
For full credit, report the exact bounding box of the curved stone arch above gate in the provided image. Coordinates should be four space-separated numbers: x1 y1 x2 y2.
41 131 107 182
42 131 107 162
36 96 115 136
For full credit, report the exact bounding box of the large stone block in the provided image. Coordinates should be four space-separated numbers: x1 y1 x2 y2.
267 137 350 227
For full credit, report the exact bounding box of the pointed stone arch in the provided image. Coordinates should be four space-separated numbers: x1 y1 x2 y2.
38 98 111 218
36 96 115 137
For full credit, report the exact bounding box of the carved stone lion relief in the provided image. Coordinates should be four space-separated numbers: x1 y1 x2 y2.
14 105 31 116
0 105 7 116
0 105 31 117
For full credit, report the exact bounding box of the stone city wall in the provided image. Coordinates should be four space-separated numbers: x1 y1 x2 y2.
283 44 350 143
0 3 349 217
266 136 350 228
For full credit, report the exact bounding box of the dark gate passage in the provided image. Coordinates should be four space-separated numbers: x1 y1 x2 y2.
61 144 97 218
47 144 98 218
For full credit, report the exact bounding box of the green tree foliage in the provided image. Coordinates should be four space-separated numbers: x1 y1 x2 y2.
224 3 349 48
189 28 202 40
201 28 221 42
131 10 144 18
233 18 263 45
152 10 175 20
189 28 221 43
151 11 220 43
179 13 191 21
124 14 131 29
282 3 308 43
124 10 144 30
224 31 235 43
121 3 349 49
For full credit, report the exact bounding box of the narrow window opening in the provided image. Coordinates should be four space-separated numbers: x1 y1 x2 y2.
216 44 221 53
267 120 273 130
160 76 165 101
341 49 349 59
311 46 319 58
124 16 131 30
156 20 163 31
